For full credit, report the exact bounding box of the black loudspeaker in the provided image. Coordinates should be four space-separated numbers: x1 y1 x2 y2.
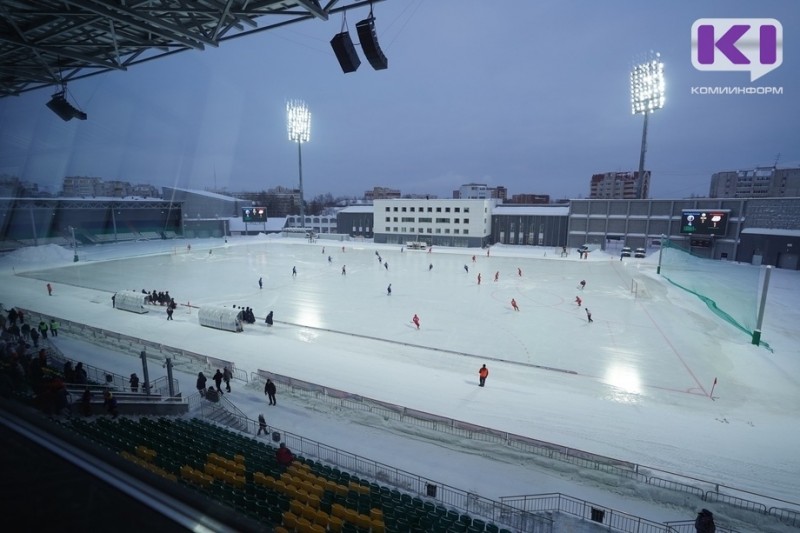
46 93 87 121
330 31 361 73
356 17 388 70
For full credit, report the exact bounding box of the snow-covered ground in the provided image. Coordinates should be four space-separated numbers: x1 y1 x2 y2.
2 236 798 532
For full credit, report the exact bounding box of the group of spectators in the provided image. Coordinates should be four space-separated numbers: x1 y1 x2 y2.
234 305 257 324
143 289 177 309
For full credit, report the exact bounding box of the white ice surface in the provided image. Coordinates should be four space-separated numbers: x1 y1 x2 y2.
2 237 798 532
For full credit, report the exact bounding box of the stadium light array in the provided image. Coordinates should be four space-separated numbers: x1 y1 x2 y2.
630 53 665 199
286 99 311 228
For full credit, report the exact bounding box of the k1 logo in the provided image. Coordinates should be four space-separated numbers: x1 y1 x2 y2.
691 18 782 81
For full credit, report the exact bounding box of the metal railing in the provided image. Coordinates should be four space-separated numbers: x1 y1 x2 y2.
22 310 799 531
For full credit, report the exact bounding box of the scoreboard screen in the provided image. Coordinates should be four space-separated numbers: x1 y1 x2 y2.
680 210 729 235
242 207 267 223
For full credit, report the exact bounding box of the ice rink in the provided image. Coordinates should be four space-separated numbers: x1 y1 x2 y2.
4 236 800 513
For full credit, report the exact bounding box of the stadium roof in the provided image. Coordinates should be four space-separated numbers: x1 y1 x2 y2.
0 0 385 97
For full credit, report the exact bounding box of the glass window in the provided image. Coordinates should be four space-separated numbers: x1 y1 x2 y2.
464 207 470 213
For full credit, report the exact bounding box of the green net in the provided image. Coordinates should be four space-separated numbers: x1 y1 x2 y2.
659 239 765 343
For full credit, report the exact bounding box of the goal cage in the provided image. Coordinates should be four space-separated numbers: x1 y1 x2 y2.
658 238 764 341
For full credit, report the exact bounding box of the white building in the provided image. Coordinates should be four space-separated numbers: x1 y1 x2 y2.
373 198 492 248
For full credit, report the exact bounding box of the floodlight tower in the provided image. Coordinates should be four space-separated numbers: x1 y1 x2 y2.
287 99 311 229
630 53 665 199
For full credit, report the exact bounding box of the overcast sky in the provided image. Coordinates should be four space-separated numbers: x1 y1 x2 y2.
1 1 798 200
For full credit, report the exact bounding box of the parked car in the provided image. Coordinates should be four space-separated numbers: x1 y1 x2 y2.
634 248 646 258
621 247 632 257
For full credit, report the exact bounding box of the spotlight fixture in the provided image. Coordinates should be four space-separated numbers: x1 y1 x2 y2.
46 90 87 121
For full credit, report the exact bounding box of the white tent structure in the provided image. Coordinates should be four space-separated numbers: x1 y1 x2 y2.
198 305 243 333
113 290 149 314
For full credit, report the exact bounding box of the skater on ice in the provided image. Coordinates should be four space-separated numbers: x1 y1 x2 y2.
412 314 420 329
428 264 433 271
387 284 392 296
259 277 263 289
585 308 593 323
494 271 499 282
518 267 522 277
292 266 297 277
478 364 489 387
384 261 388 270
575 296 582 307
477 273 481 285
511 298 519 311
579 279 586 290
464 265 469 273
265 311 274 326
341 265 347 275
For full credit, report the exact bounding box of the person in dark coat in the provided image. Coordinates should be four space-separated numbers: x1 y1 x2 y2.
80 387 92 417
129 373 140 392
30 327 40 348
265 379 277 405
695 509 716 533
257 414 268 435
213 369 224 393
265 311 274 326
222 367 232 393
196 372 207 397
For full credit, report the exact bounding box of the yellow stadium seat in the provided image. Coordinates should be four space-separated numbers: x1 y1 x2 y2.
328 515 343 533
282 511 299 531
370 508 384 522
331 503 347 520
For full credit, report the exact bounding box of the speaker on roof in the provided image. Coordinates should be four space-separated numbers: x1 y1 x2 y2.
330 31 361 73
356 17 388 70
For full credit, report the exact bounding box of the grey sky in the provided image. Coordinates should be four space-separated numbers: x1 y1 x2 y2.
0 1 797 200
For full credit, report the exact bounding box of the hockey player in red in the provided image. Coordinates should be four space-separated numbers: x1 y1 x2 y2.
511 298 519 311
412 314 420 329
575 296 582 307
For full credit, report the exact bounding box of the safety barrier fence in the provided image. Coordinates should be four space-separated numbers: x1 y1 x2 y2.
21 310 800 530
249 371 800 531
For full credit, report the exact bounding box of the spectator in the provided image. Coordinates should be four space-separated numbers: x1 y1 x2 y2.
276 443 294 467
222 366 232 393
205 386 219 402
257 414 267 435
129 373 140 392
196 372 207 397
63 361 74 383
265 379 277 406
74 362 88 385
695 509 716 533
213 369 224 393
80 387 92 417
29 327 39 348
103 390 118 418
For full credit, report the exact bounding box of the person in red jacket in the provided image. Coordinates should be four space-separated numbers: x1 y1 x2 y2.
412 314 420 330
478 364 489 387
511 298 519 311
276 443 294 467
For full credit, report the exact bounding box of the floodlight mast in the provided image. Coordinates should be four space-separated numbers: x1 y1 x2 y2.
287 99 311 229
630 53 665 199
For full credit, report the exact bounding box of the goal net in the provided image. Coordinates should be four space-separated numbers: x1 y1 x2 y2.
659 239 761 338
